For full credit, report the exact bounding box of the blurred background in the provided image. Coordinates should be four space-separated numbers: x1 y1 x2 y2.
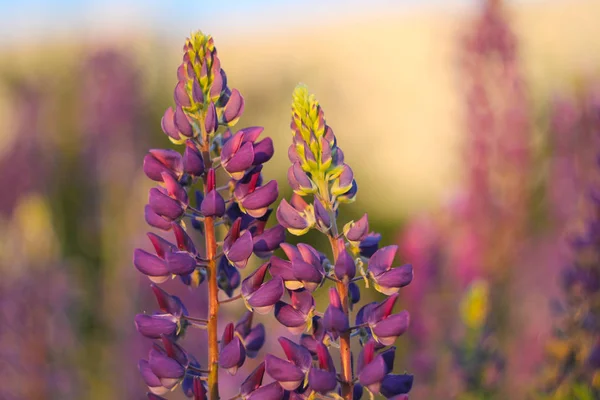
1 0 600 398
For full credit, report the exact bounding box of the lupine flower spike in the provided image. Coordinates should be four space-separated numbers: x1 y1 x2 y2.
134 31 284 399
270 85 414 399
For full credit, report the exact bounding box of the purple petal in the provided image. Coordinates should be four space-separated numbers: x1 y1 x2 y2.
219 336 246 373
174 106 193 137
359 232 382 258
253 137 274 165
308 368 337 394
278 337 312 371
375 265 413 293
244 323 266 357
381 374 414 397
345 213 369 242
241 180 279 217
134 249 169 280
275 302 307 332
323 305 349 334
201 189 225 217
144 149 183 182
253 224 286 258
264 354 305 390
246 382 284 400
174 81 191 107
183 141 205 176
135 314 178 338
358 355 389 393
149 348 185 380
149 188 184 220
368 245 398 276
246 277 284 313
225 230 253 268
166 251 196 275
147 232 175 259
242 262 269 296
334 248 356 281
145 205 172 230
161 107 181 140
314 196 330 229
240 362 266 396
223 88 245 124
372 312 410 345
151 284 185 317
205 102 218 134
276 199 309 231
224 142 255 176
171 223 197 254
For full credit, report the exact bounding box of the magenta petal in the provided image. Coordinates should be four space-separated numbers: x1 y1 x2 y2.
368 245 398 276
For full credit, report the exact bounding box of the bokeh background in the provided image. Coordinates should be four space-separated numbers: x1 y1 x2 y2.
1 0 600 398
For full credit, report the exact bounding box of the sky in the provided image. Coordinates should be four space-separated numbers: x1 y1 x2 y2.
0 0 539 47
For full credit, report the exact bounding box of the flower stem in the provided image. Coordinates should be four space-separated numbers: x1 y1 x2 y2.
327 209 353 400
201 137 220 399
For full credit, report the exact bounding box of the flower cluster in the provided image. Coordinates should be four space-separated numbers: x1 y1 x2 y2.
541 98 600 399
266 85 414 399
134 31 284 399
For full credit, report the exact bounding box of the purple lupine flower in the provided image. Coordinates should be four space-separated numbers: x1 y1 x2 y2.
323 288 349 337
270 242 325 292
268 85 413 399
134 31 283 399
357 340 396 395
308 343 338 394
275 289 315 334
241 262 284 314
219 323 246 375
368 245 414 295
265 337 312 390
